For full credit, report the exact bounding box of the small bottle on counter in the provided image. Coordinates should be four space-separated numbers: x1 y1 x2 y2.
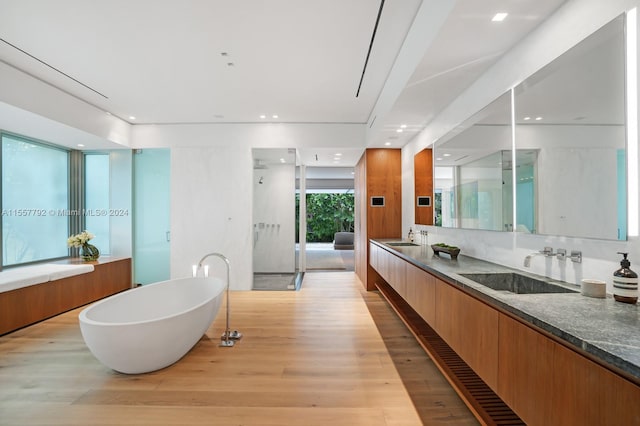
408 228 414 243
613 252 638 304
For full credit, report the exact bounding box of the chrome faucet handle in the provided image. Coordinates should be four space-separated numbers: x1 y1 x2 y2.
556 248 567 260
569 250 582 263
541 246 554 256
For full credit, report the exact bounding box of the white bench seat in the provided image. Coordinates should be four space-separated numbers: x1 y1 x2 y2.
0 263 95 293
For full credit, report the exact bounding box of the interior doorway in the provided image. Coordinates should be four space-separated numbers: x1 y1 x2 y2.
296 167 355 272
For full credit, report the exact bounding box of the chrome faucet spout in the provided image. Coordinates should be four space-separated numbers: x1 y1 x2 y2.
524 247 554 267
198 252 229 270
196 252 242 347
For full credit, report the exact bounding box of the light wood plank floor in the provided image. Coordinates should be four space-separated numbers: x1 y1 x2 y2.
0 272 476 425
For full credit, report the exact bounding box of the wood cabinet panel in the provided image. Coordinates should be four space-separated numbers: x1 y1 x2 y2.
498 314 554 422
499 313 640 425
552 340 640 426
458 296 499 391
435 279 498 390
369 242 379 274
405 262 435 326
388 253 406 298
434 279 461 350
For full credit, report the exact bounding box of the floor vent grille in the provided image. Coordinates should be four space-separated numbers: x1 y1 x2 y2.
375 281 525 426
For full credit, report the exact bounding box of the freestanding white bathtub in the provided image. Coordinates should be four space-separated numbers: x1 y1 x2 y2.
79 276 225 374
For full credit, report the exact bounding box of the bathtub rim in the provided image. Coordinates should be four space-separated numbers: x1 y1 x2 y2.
78 276 225 327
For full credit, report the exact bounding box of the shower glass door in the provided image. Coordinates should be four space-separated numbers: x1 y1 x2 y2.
133 149 170 285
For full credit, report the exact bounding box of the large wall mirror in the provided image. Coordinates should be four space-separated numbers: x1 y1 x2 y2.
427 14 627 240
514 15 625 240
431 92 512 231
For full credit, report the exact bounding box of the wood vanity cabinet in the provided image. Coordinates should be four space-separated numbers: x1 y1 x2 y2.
370 242 640 425
405 262 436 326
435 277 499 391
499 314 640 425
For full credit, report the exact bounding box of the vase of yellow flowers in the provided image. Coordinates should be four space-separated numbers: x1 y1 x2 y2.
67 230 100 261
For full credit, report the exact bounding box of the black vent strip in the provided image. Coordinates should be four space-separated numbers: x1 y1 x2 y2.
356 0 385 98
0 37 109 99
375 280 525 426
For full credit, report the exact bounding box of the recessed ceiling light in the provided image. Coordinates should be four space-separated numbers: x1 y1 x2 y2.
400 124 407 129
385 142 391 146
335 153 342 156
436 157 443 161
280 158 285 163
492 12 508 22
535 116 543 121
396 129 403 133
272 114 278 119
77 144 85 147
443 153 451 157
129 116 136 120
260 115 266 119
524 116 531 121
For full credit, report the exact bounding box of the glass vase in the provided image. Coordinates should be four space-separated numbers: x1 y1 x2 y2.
80 243 100 261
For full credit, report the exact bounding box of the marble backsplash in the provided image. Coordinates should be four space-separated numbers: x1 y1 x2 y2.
412 224 640 296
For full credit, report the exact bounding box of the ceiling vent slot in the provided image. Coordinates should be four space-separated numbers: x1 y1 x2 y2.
356 0 385 98
0 38 109 99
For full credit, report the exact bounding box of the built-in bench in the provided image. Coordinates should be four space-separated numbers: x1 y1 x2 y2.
0 263 95 293
0 257 132 335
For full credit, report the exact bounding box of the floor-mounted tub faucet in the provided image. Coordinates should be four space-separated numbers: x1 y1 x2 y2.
524 247 554 267
197 252 243 347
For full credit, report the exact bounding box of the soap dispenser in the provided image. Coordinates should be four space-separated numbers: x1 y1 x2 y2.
408 228 414 243
613 252 638 304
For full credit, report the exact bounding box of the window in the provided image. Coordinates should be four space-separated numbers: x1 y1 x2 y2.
85 153 110 255
2 134 69 265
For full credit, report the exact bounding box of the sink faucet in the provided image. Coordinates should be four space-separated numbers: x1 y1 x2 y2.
524 247 554 267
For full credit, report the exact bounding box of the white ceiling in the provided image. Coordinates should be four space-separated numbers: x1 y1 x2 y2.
0 0 568 167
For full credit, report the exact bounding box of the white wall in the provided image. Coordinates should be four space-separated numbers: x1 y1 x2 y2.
170 146 253 290
150 123 365 289
404 0 640 293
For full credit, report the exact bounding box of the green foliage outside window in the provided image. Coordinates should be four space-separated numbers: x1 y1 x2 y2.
296 193 354 242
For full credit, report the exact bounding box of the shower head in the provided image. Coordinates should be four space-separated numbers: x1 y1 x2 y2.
259 176 264 184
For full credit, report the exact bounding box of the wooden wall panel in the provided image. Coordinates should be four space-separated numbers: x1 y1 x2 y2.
366 149 402 240
414 148 433 225
356 149 402 290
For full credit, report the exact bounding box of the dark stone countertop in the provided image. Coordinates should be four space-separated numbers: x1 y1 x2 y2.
371 239 640 381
